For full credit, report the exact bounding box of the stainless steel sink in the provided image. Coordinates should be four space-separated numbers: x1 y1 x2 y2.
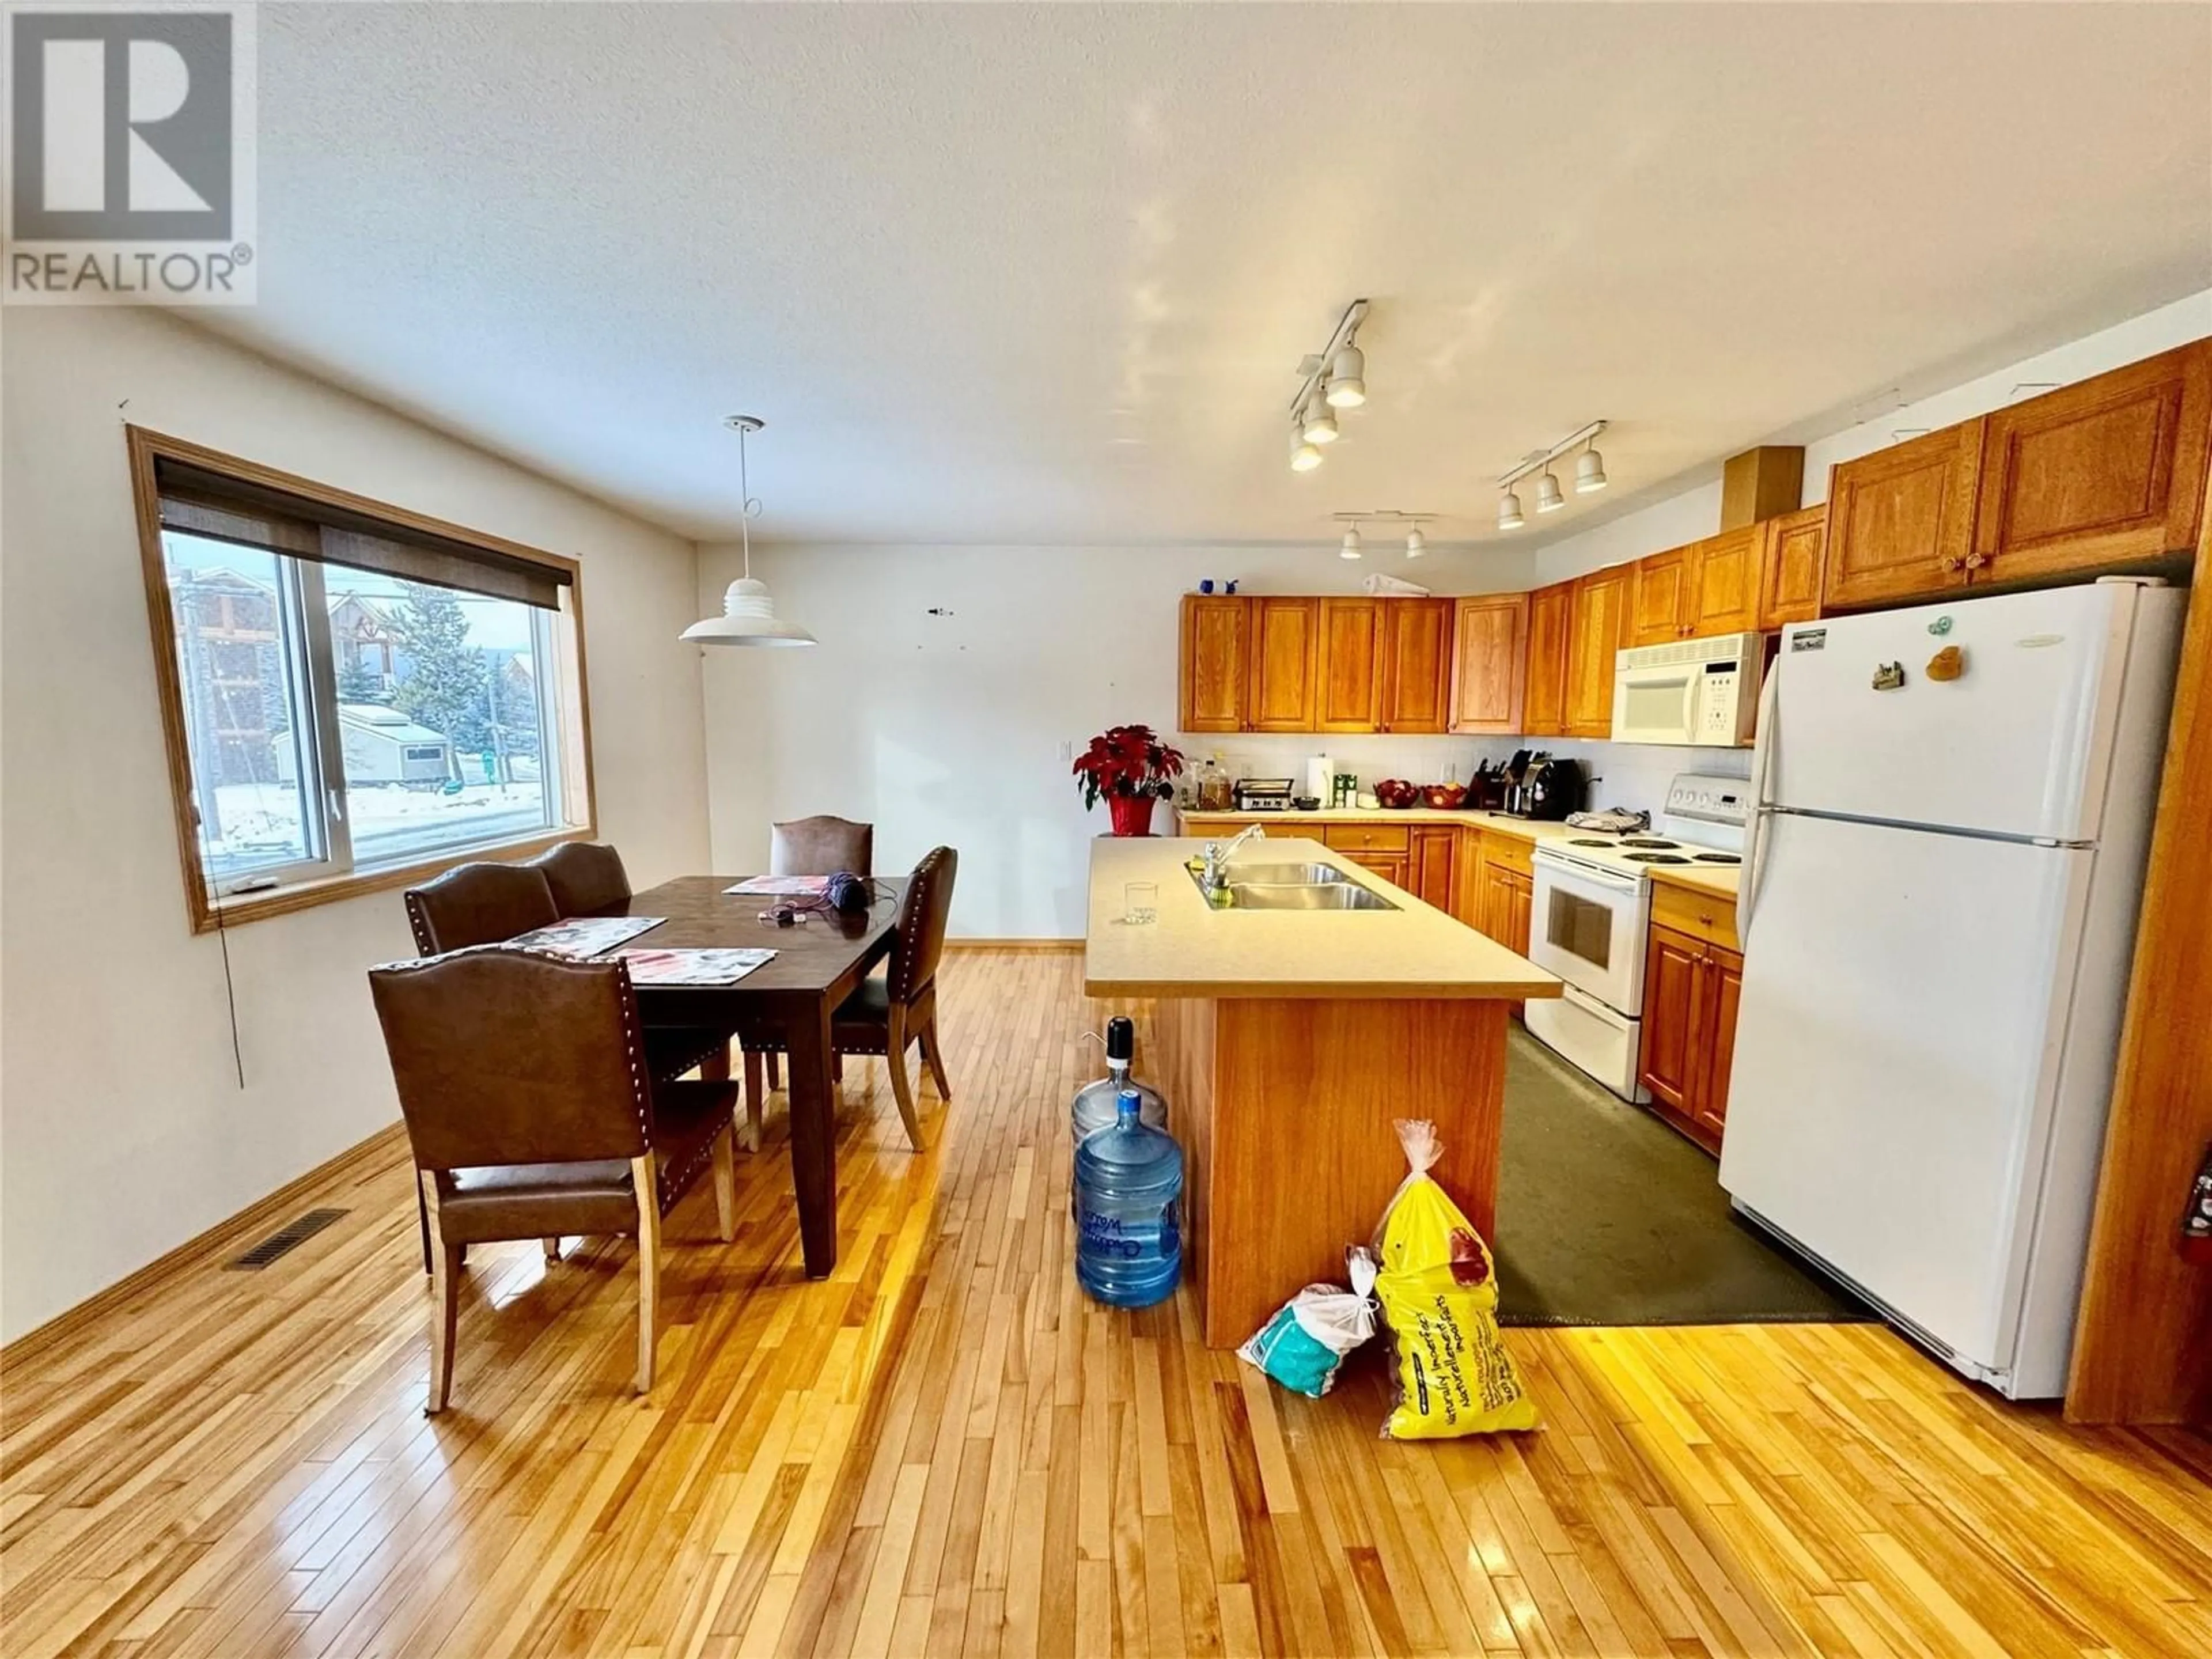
1219 881 1397 911
1220 861 1351 885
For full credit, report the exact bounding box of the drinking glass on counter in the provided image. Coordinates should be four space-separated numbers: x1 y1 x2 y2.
1123 881 1158 925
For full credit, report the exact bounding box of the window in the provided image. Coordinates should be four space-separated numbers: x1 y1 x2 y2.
131 429 595 931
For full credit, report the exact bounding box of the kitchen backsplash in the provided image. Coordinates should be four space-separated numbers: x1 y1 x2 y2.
1180 732 1748 818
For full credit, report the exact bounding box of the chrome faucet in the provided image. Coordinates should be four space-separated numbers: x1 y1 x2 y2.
1201 824 1267 892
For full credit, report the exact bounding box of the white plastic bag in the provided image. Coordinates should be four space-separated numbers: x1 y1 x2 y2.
1237 1248 1380 1397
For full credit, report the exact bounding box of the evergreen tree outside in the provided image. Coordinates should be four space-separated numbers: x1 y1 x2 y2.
391 583 490 758
336 658 389 704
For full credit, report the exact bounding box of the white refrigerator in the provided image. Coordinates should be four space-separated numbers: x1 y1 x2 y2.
1720 579 2184 1399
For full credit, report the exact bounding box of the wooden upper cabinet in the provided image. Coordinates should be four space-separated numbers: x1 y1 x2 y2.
1448 594 1527 734
1563 566 1634 738
1685 527 1760 637
1758 504 1828 631
1630 550 1691 646
1177 594 1248 732
1822 419 1984 612
1972 340 2211 582
1379 598 1454 733
1315 597 1384 732
1521 581 1573 737
1245 597 1319 732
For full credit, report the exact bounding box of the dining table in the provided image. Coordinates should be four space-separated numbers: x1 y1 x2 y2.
611 875 905 1278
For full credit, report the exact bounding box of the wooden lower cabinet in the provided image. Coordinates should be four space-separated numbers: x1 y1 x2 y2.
1409 826 1457 912
1638 919 1744 1155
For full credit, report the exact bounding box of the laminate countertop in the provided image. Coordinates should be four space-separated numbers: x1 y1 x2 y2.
1084 836 1563 1002
1175 806 1585 844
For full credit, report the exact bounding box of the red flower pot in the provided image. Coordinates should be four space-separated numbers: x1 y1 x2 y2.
1108 795 1157 838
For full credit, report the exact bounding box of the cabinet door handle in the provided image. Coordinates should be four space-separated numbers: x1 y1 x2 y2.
1964 552 1988 570
1940 555 1963 573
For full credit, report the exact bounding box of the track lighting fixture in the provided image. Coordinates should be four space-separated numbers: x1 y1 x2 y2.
1302 389 1339 445
1325 344 1366 408
1283 300 1370 471
1494 421 1607 531
1340 525 1363 559
1332 509 1431 562
1404 527 1426 558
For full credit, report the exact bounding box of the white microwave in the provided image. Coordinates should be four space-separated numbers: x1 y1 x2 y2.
1611 631 1765 746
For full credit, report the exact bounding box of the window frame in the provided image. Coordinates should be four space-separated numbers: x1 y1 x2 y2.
127 426 599 934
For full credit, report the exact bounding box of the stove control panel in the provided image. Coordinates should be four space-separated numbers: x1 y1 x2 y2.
1664 773 1751 828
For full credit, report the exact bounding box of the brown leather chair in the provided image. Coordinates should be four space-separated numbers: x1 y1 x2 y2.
369 946 741 1411
527 840 634 916
769 815 873 878
741 846 957 1150
403 861 560 955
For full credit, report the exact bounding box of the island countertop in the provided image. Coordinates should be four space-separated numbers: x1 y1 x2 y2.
1084 836 1562 1001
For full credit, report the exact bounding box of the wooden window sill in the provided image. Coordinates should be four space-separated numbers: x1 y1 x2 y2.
194 827 590 934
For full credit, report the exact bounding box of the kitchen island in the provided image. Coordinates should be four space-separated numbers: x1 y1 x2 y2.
1086 835 1560 1345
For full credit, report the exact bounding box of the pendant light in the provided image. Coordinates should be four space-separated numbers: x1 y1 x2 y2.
1535 468 1567 513
1404 526 1426 558
1339 524 1363 559
1575 445 1608 494
683 416 816 647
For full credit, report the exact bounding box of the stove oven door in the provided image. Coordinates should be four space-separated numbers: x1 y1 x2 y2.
1528 851 1650 1014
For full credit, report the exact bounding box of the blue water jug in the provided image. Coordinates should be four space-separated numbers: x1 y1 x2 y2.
1074 1089 1184 1308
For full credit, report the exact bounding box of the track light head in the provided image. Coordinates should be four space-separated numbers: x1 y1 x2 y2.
1575 448 1608 494
1325 344 1366 408
1535 470 1566 513
1339 526 1363 560
1302 391 1339 445
1405 527 1426 558
1498 490 1525 531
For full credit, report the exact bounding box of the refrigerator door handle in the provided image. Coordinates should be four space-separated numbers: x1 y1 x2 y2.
1740 661 1783 945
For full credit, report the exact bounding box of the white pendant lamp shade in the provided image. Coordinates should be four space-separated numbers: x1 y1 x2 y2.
1325 344 1366 408
1301 390 1339 445
684 415 815 647
1575 447 1608 494
684 577 816 646
1404 527 1426 558
1498 489 1525 531
1535 469 1567 513
1339 526 1363 559
1290 429 1323 471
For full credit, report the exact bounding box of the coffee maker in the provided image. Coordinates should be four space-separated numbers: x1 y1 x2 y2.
1523 756 1586 820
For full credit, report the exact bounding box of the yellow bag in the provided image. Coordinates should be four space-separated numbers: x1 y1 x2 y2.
1373 1120 1540 1438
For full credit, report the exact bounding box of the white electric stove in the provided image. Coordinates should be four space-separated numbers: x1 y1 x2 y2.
1525 775 1748 1098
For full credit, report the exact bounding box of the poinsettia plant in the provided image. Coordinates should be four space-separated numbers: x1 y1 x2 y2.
1073 724 1185 809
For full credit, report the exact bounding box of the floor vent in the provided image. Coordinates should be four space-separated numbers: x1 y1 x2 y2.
227 1208 349 1269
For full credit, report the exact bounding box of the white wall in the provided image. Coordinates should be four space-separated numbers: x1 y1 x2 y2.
0 307 711 1342
1536 288 2212 586
696 542 1538 939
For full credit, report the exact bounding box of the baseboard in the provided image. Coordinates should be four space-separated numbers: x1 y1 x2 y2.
1 1120 411 1368
947 938 1083 951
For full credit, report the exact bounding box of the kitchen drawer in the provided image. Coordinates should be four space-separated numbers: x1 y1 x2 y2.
1475 830 1534 878
1323 823 1411 854
1652 880 1738 952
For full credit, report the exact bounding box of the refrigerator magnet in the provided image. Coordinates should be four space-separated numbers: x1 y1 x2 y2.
1926 646 1965 682
1872 662 1907 691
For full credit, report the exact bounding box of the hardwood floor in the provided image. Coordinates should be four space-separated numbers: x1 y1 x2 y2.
5 949 2208 1657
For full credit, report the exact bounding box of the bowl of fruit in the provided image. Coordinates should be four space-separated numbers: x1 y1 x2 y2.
1373 778 1422 809
1422 781 1468 809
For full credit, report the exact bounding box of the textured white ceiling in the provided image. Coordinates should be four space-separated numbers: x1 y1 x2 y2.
199 3 2212 546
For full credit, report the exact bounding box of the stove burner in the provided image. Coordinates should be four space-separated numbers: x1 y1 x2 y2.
1693 853 1742 865
1568 838 1616 847
1624 852 1692 864
1622 838 1680 849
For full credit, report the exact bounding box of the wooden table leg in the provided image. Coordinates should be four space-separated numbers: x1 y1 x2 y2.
783 997 839 1277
